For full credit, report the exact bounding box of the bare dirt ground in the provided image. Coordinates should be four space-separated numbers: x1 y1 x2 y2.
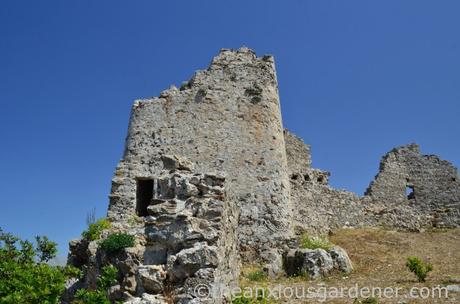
238 228 460 303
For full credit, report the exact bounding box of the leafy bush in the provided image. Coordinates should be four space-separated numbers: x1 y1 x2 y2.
82 218 111 241
36 235 58 262
0 228 80 304
100 233 135 254
406 256 433 282
74 265 118 304
300 234 333 250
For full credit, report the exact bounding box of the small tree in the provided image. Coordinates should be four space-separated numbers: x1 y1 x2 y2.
0 228 81 304
406 256 433 282
35 235 58 263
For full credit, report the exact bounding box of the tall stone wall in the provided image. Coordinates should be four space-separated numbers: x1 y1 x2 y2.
108 47 292 261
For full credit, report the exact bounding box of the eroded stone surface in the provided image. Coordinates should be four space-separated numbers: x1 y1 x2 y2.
330 246 353 274
283 246 352 279
283 248 334 279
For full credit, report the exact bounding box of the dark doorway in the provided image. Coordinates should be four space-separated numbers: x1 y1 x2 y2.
136 179 154 216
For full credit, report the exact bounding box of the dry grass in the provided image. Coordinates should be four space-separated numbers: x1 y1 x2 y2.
240 228 460 303
330 228 460 286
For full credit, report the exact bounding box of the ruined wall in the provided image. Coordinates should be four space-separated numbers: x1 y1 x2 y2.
289 169 365 235
287 141 460 234
365 144 460 228
285 130 361 234
68 160 239 303
142 165 239 303
108 47 292 260
284 129 311 175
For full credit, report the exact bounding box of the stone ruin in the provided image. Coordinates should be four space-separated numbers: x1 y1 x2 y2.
66 47 460 303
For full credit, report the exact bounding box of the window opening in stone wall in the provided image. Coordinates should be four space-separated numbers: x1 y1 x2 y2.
406 186 415 200
291 174 299 180
136 179 154 216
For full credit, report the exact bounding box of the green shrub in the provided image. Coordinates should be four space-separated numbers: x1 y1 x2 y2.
232 295 255 304
100 233 135 254
62 265 83 279
74 289 111 304
35 235 58 262
300 234 333 250
406 256 433 282
362 297 379 304
96 265 118 288
0 228 80 304
74 265 118 304
82 218 111 241
353 298 379 304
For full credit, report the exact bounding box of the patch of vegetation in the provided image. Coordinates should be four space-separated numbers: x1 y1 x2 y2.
179 81 190 91
245 270 267 282
128 214 143 226
300 234 333 250
353 297 379 304
442 275 460 285
100 232 135 254
406 256 433 282
232 288 271 304
299 270 311 280
82 218 111 241
74 265 118 304
0 228 81 304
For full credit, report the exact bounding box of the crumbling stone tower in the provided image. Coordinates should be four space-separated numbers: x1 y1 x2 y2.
108 47 293 261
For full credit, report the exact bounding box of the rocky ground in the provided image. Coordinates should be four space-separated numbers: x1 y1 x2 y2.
238 228 460 303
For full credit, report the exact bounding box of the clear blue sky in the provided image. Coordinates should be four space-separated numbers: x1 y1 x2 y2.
1 1 459 256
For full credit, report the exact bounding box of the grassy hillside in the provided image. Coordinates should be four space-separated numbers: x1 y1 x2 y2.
238 228 460 303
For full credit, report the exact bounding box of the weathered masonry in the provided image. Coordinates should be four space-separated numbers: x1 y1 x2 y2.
67 48 460 304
